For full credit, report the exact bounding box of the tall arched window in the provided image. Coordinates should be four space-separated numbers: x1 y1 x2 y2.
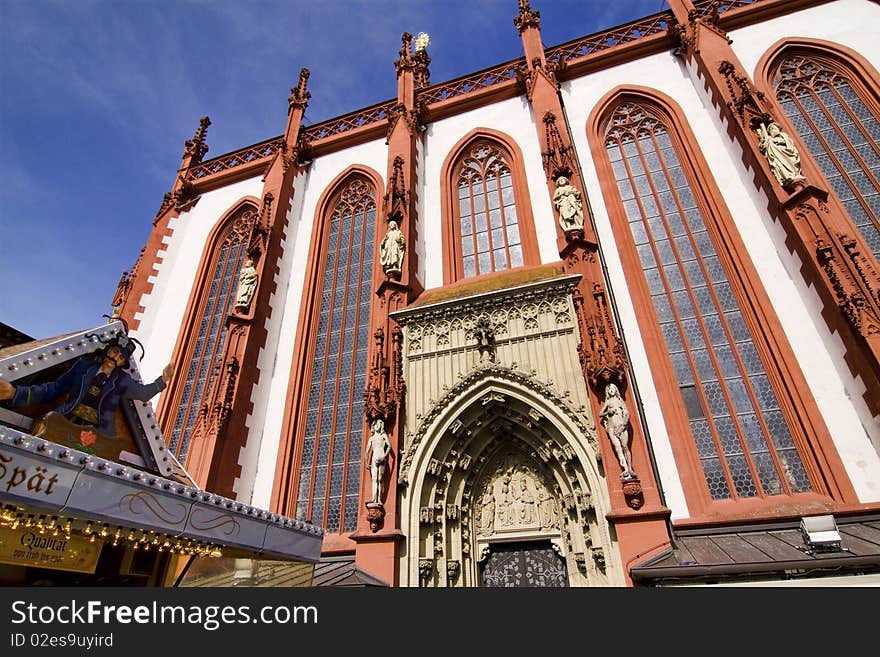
457 141 523 277
597 98 832 509
442 131 539 283
167 204 255 464
770 50 880 260
294 176 377 533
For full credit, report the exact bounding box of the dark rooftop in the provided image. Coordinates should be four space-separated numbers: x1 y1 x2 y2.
632 514 880 585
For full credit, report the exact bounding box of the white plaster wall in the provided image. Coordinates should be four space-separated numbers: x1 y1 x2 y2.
132 177 264 392
730 0 880 80
248 141 387 508
562 9 880 514
420 96 558 289
414 137 427 288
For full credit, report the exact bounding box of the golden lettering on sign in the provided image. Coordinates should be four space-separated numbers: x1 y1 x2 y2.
0 453 62 496
0 524 101 574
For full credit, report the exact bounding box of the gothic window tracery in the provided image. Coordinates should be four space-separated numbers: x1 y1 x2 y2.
602 101 813 503
295 176 376 533
168 206 254 463
455 141 524 278
771 52 880 260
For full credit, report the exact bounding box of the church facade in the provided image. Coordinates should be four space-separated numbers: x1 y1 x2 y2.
112 0 880 586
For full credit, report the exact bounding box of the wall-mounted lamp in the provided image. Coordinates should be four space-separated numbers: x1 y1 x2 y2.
800 514 842 552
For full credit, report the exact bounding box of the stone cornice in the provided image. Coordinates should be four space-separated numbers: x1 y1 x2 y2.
392 273 581 326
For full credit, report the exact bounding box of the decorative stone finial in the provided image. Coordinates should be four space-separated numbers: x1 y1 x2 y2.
289 68 311 110
183 116 211 162
514 0 541 33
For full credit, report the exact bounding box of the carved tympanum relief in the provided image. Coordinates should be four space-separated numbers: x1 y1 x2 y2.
476 453 560 537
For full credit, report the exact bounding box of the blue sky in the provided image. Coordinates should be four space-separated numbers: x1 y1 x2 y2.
0 0 665 340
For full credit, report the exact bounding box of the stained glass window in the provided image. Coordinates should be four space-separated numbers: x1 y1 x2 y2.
604 102 812 500
168 207 253 464
455 141 524 278
295 177 375 533
773 54 880 260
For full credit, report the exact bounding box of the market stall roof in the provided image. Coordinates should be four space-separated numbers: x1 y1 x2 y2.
0 322 324 564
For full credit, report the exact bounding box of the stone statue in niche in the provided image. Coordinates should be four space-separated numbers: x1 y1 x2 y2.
379 219 405 277
552 175 585 233
234 259 258 311
757 121 806 188
474 318 495 363
599 383 637 480
364 418 392 504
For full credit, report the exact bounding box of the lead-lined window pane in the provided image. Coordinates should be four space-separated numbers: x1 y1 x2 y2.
775 56 880 261
294 178 375 533
606 101 812 502
455 140 526 278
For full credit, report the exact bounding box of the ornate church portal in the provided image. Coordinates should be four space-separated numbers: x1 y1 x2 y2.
395 273 624 587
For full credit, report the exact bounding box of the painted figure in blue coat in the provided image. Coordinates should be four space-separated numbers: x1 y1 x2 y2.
0 334 174 437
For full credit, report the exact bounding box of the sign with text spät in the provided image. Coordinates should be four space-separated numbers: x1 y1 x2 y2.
0 524 101 573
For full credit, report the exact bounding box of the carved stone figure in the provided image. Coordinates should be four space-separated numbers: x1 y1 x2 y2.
474 318 495 363
537 488 558 529
478 488 495 536
552 175 585 233
234 259 258 310
599 383 636 480
446 559 460 582
380 220 405 276
418 559 434 586
757 121 806 187
364 418 392 504
511 477 535 524
476 458 558 535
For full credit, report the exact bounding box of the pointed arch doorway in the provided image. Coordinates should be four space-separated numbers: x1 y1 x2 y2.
402 371 621 587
